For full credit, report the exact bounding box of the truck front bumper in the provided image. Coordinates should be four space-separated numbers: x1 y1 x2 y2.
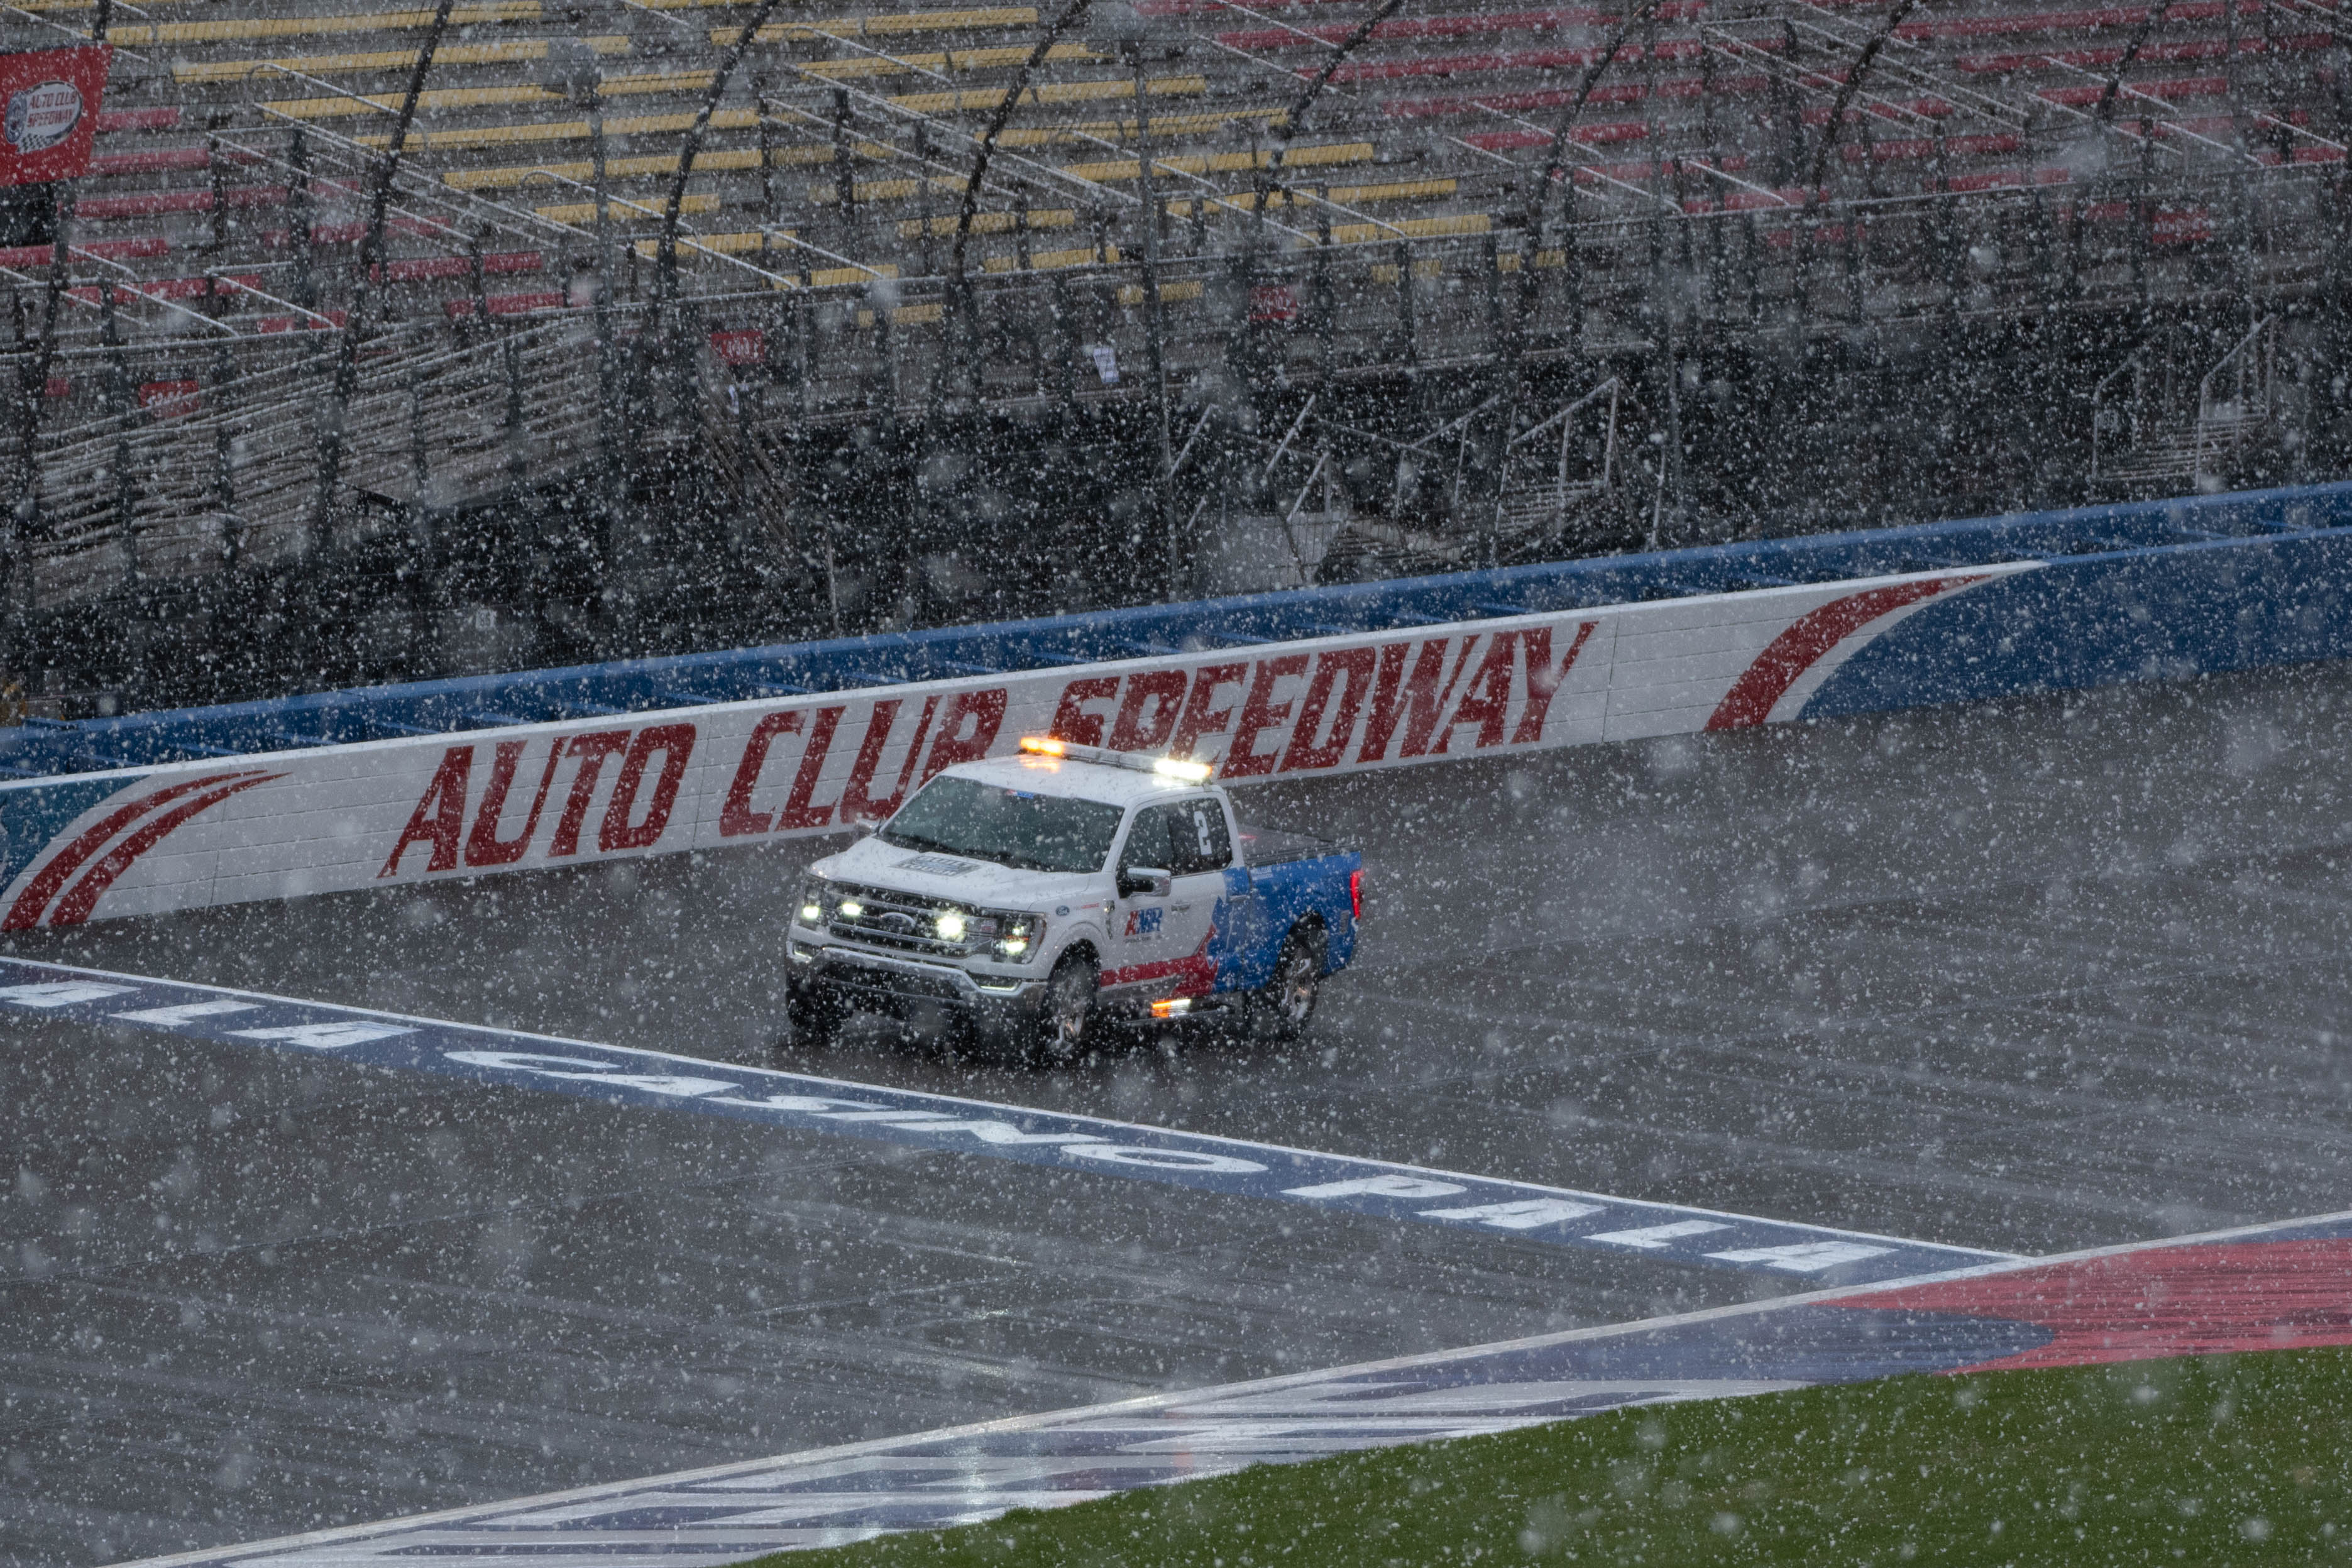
788 940 1048 1037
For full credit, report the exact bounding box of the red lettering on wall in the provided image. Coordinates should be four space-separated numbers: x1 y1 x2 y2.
1170 663 1246 759
1355 642 1426 763
549 730 631 856
1512 620 1598 744
924 688 1008 782
840 696 937 823
464 740 565 866
599 724 696 852
381 747 473 876
1280 647 1378 772
1223 655 1310 778
1107 669 1187 751
721 711 804 838
1048 677 1118 746
779 706 846 829
1398 639 1479 759
1433 632 1517 754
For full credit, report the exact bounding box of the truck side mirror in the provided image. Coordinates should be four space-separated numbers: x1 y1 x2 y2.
1118 867 1172 899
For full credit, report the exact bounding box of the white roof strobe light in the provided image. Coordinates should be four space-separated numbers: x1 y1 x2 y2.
1019 735 1213 784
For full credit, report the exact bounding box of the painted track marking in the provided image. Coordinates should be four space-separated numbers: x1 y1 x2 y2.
112 1207 2352 1568
0 955 2011 1283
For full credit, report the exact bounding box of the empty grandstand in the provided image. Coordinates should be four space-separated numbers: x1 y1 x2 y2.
1 0 2346 713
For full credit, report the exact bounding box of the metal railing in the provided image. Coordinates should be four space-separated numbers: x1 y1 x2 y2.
2194 315 2278 487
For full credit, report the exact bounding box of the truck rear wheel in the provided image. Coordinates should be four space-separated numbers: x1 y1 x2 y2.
1249 924 1325 1043
1032 951 1097 1064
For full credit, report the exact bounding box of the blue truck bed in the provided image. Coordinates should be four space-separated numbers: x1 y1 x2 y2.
1229 824 1360 989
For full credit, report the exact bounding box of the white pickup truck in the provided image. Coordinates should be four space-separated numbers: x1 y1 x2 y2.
785 738 1363 1061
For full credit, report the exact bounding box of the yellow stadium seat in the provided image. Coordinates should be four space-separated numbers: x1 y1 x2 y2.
979 243 1118 271
360 107 759 151
625 230 796 258
173 37 629 84
1334 214 1491 246
796 42 1099 81
1169 179 1460 217
899 208 1076 239
889 75 1203 115
1118 278 1205 305
536 192 718 224
444 141 892 190
1058 142 1373 185
106 3 539 46
815 143 1371 206
261 65 779 122
720 9 1038 42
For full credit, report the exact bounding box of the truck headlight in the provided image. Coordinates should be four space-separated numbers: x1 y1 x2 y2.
795 876 832 928
991 914 1041 963
936 911 967 942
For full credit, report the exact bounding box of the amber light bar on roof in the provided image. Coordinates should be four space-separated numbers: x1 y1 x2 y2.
1019 736 1214 782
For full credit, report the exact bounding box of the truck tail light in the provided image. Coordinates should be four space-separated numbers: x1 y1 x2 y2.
1349 869 1363 921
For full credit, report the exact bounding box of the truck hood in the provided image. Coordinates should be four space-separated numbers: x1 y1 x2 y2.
813 835 1104 913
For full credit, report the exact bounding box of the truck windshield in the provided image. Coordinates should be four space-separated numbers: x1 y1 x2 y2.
879 776 1125 874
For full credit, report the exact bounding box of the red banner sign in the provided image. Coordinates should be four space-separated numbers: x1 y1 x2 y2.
0 47 109 189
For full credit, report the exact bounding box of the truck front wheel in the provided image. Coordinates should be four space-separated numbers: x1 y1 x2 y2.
1033 952 1097 1064
1249 924 1326 1043
786 979 839 1051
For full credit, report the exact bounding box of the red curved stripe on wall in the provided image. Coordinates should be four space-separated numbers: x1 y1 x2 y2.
1 774 252 932
45 774 283 928
1706 577 1979 731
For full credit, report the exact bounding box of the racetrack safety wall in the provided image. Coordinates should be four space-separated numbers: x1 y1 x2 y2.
0 564 2036 928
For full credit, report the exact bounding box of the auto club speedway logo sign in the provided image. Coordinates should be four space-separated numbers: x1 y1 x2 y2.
0 567 2033 929
0 47 107 187
4 78 80 153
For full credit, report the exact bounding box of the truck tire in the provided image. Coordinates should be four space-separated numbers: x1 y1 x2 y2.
1249 924 1326 1044
1032 951 1098 1065
786 980 838 1051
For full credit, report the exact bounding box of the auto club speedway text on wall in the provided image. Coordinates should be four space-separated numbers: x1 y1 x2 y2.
0 565 2039 929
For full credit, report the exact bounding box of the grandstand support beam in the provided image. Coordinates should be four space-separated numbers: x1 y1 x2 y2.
1119 35 1177 600
1498 0 1666 540
1801 0 1920 200
5 291 36 647
656 0 791 310
575 64 625 593
309 0 459 555
1269 0 1412 168
289 131 316 310
2094 0 2182 134
98 283 136 591
950 0 1099 307
17 183 77 585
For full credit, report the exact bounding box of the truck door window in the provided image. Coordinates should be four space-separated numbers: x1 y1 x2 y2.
1118 806 1172 874
1167 798 1231 875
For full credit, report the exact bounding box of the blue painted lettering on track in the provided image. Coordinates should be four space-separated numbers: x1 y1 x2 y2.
0 956 2011 1283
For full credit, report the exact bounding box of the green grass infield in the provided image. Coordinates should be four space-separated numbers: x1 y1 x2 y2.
748 1346 2352 1565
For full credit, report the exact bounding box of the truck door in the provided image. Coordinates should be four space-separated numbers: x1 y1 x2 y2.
1159 796 1233 996
1111 800 1229 998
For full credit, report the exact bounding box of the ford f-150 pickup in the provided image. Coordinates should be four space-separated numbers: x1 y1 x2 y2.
785 737 1362 1061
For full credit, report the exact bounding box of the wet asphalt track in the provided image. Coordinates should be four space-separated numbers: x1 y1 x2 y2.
12 660 2352 1565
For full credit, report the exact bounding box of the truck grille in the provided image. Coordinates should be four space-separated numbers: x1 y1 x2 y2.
825 960 965 1003
823 882 965 957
